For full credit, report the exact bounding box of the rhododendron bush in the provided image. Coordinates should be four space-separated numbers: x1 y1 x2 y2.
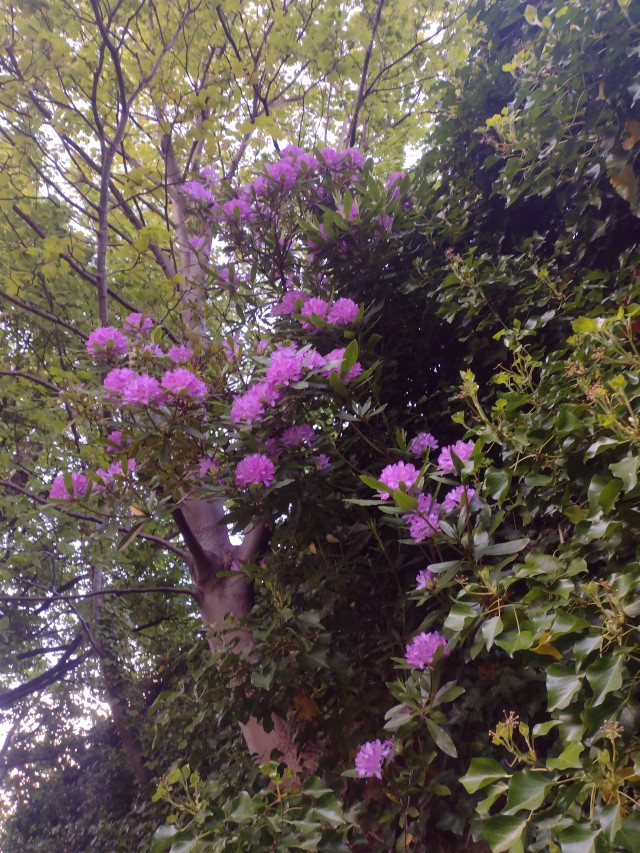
3 0 640 851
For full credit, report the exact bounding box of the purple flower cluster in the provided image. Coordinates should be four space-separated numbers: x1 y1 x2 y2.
407 493 441 542
405 631 448 669
49 472 88 500
416 569 435 591
281 424 315 448
437 440 474 474
235 453 275 487
409 432 439 456
442 485 476 513
86 327 128 358
354 739 393 780
377 462 420 500
103 367 207 407
123 313 153 336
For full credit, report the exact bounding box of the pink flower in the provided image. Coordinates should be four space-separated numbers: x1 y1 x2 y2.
377 462 420 500
268 159 297 188
222 197 254 223
198 457 219 477
49 472 88 501
161 368 208 401
181 180 215 203
97 459 136 486
230 382 281 424
321 348 362 381
187 236 205 251
235 453 275 487
86 327 128 358
106 431 125 452
442 485 476 513
301 348 325 370
103 368 138 398
271 290 307 316
266 346 304 386
282 424 315 448
327 298 359 326
407 493 441 542
409 432 439 456
416 569 435 591
142 343 164 357
299 297 329 328
405 631 448 669
166 345 194 364
121 374 165 407
123 313 153 335
437 440 475 474
354 739 393 780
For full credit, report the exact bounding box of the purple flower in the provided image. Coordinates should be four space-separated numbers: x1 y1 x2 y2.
106 430 125 452
187 236 205 251
123 313 153 335
49 472 88 501
299 297 329 328
201 166 220 184
230 382 280 424
103 368 138 398
282 424 315 448
340 147 364 169
222 197 254 223
442 485 476 513
198 457 219 477
386 171 406 200
416 569 435 591
271 290 307 317
266 346 304 386
409 432 439 456
166 345 194 364
161 368 208 401
354 739 393 780
301 347 326 371
268 159 297 188
405 631 448 669
321 347 362 381
407 493 441 542
314 454 331 470
142 343 164 357
235 453 275 487
97 459 136 486
181 180 215 203
437 440 475 474
86 327 128 358
377 462 420 500
327 298 359 326
121 374 165 407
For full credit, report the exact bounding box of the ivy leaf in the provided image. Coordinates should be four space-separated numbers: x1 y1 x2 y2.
609 455 638 493
480 815 527 853
503 769 551 814
557 824 601 853
460 758 509 793
585 655 624 705
547 667 583 711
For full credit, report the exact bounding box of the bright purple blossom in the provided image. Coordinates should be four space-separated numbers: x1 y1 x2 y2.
142 343 164 357
405 631 448 669
121 374 165 407
301 347 326 370
266 346 304 386
314 454 331 470
282 424 315 448
86 327 128 358
442 485 476 513
299 297 329 328
235 453 275 487
97 459 136 486
321 348 362 381
198 457 219 478
123 313 153 335
181 180 215 203
416 570 435 591
377 462 420 500
106 431 125 452
103 368 138 398
166 346 194 364
49 472 88 501
327 298 359 326
268 159 297 188
437 440 475 474
386 171 406 200
222 197 254 223
161 368 208 401
230 382 280 424
409 432 439 456
340 147 364 169
407 493 441 542
271 290 307 316
354 739 393 780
